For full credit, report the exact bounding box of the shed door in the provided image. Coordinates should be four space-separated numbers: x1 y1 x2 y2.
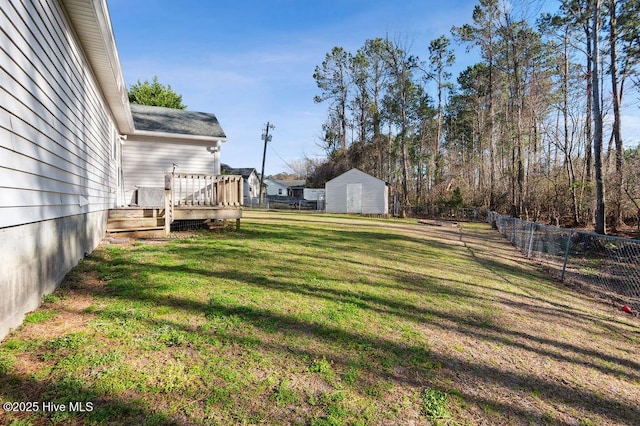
346 183 362 213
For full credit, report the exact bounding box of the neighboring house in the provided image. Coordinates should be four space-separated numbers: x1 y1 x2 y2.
325 169 389 214
280 180 306 199
303 188 325 210
303 188 325 202
0 0 133 339
124 104 226 206
264 177 289 197
221 165 260 205
264 178 306 199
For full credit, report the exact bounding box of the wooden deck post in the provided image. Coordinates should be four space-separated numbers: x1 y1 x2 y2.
237 177 243 206
164 174 173 235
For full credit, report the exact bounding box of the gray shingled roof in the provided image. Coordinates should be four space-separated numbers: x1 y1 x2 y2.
130 104 226 139
221 165 257 179
276 179 306 188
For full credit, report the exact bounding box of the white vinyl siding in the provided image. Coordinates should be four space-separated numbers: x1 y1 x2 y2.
122 138 220 203
243 172 260 203
0 0 118 229
264 179 288 196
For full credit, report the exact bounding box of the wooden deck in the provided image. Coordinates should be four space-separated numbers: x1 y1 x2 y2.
107 173 243 236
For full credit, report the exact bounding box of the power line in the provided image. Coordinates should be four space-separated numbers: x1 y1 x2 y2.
268 143 296 173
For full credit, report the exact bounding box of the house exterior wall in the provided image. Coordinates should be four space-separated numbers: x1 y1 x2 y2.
0 211 107 339
303 188 325 201
122 137 221 205
0 0 121 339
325 169 388 214
264 178 288 196
244 171 260 205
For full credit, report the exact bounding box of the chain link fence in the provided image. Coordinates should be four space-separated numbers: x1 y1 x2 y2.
487 212 640 311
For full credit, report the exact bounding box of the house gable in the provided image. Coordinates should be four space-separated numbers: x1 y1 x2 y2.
123 105 228 205
326 168 386 187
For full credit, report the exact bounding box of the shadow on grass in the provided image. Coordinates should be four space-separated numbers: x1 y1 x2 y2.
4 216 640 424
110 221 640 366
114 218 640 365
41 241 640 424
92 271 640 424
0 372 179 425
103 251 640 384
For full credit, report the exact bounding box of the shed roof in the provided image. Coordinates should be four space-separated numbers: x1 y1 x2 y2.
326 168 387 186
130 104 226 140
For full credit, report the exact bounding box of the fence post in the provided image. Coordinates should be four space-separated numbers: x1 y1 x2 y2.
527 222 536 258
561 231 573 281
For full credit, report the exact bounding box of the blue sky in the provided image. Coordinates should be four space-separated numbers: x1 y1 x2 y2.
106 0 638 175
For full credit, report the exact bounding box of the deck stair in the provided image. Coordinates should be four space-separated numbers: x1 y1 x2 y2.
107 208 166 237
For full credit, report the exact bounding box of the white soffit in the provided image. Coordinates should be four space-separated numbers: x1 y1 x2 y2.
60 0 134 134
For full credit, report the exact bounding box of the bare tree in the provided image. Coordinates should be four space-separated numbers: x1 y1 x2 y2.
313 47 352 154
454 0 502 210
592 0 606 234
427 35 455 185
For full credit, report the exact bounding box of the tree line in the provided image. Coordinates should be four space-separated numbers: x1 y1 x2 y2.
309 0 640 234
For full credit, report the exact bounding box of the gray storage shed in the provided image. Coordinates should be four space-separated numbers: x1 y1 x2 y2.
325 169 388 214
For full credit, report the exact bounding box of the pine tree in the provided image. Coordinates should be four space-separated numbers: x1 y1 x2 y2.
128 76 186 109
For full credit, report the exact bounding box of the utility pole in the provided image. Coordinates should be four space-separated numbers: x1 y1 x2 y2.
258 122 274 207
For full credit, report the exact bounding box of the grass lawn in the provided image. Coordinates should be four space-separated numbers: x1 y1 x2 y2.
1 211 639 425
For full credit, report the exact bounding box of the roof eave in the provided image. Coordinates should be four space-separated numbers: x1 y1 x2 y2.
131 130 227 143
61 0 134 134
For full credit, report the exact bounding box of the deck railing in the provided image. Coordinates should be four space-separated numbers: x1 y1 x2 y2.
164 173 243 233
165 173 243 207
